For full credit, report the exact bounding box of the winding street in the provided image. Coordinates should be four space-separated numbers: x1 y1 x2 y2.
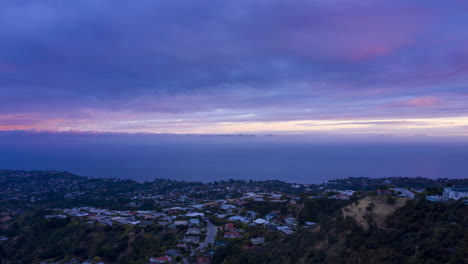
199 218 217 251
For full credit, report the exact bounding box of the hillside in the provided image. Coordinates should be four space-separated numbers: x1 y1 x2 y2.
0 209 186 264
215 196 467 264
341 196 407 230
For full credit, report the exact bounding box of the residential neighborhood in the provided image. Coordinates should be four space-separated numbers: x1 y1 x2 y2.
0 170 467 264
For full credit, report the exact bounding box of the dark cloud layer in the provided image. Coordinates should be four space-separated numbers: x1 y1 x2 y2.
1 0 468 134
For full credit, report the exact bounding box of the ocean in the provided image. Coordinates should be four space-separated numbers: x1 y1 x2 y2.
0 133 467 183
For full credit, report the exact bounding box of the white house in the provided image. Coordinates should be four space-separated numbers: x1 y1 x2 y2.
443 187 468 200
253 218 268 225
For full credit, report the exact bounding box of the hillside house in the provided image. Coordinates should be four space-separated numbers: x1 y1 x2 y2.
149 256 172 263
443 187 468 200
224 231 242 238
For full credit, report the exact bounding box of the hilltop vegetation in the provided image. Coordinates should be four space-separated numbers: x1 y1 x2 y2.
0 209 185 264
215 197 467 264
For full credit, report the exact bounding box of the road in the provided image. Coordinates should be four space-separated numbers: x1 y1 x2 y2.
197 218 217 252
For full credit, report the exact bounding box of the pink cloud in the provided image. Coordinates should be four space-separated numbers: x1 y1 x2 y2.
345 43 394 62
0 63 18 73
384 96 442 108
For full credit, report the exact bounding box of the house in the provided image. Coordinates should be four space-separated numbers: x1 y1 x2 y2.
149 256 172 263
186 228 201 235
215 199 227 204
214 241 228 247
270 199 287 203
251 237 265 245
253 218 268 225
174 220 188 226
139 221 153 226
186 212 204 217
246 211 256 219
427 195 444 202
221 204 237 210
183 236 200 243
144 214 157 219
334 194 351 200
165 249 181 256
158 221 171 226
176 243 188 249
197 257 211 264
285 218 297 225
224 222 235 231
390 188 415 199
190 204 205 210
443 187 468 200
228 216 248 222
224 231 242 238
281 229 294 235
275 226 290 231
190 219 200 226
265 213 276 221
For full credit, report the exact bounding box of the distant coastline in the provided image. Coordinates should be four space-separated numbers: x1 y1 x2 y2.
1 169 467 190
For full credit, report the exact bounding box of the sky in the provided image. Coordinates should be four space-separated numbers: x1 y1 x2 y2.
1 0 468 137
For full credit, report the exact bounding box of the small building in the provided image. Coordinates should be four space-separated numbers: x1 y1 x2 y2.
149 256 172 263
228 216 248 223
197 256 211 264
186 228 201 235
427 195 444 202
253 218 268 225
186 212 204 217
224 231 242 238
176 243 188 249
224 222 235 231
215 241 228 247
221 204 237 210
275 226 290 231
251 237 265 245
183 236 200 243
165 249 181 256
265 213 276 221
174 220 188 226
246 211 257 219
281 229 294 235
390 188 415 199
190 219 200 226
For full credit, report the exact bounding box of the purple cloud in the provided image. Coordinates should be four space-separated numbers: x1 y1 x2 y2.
0 0 468 134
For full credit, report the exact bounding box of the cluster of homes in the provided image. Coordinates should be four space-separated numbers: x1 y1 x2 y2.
44 190 309 264
327 190 356 200
51 208 212 227
427 187 468 202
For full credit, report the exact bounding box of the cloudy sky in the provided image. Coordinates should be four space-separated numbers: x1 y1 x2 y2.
1 0 468 136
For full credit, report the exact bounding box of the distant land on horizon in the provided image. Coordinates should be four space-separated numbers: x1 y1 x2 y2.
1 169 468 191
1 169 468 189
